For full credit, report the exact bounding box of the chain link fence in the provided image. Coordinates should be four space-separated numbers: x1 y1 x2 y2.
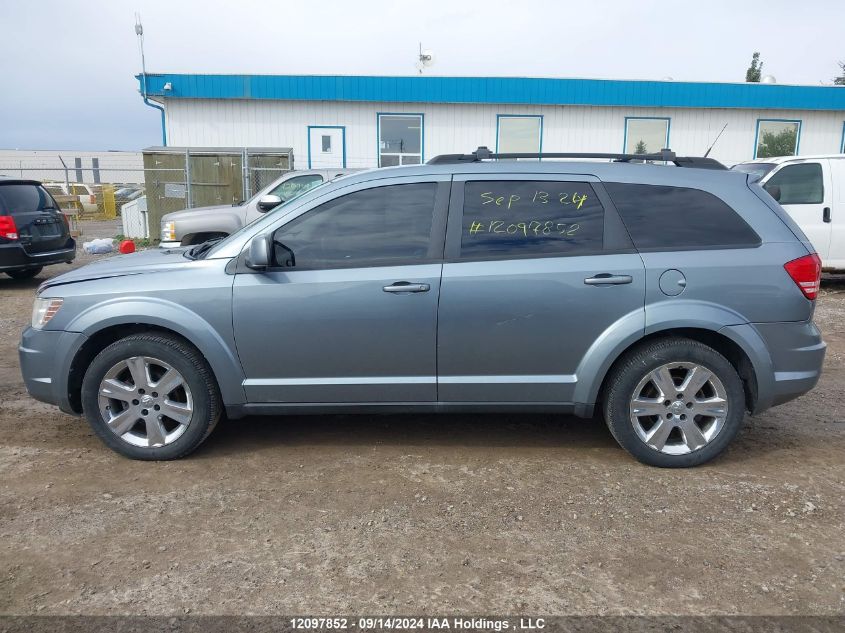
0 148 294 241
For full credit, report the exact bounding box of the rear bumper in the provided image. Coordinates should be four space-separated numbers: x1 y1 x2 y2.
19 327 87 415
724 320 826 412
158 241 182 249
0 241 76 272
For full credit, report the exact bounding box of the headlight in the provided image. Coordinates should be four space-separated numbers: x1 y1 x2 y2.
32 297 63 329
161 221 176 242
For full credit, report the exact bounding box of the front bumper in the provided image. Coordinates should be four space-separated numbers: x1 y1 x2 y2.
19 327 87 415
0 242 76 272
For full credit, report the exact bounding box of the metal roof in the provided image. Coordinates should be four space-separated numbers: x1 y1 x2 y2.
137 73 845 111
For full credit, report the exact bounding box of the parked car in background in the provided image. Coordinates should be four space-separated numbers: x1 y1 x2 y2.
732 155 845 271
19 148 824 467
159 169 357 247
43 182 98 215
0 177 75 279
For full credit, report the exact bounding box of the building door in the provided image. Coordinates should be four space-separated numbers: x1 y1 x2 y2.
308 126 346 169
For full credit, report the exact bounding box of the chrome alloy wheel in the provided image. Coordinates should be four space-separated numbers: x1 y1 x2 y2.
97 356 194 448
629 362 729 456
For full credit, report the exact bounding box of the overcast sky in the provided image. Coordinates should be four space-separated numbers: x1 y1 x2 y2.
1 0 843 151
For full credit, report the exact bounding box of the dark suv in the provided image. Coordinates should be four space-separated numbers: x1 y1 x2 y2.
0 177 76 279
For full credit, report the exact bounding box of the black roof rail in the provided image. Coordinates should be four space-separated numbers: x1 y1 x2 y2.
427 146 727 170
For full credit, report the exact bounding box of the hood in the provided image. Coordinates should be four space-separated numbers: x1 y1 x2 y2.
38 247 200 292
162 203 242 223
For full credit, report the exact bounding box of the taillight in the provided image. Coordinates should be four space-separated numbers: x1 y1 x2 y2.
784 253 821 300
89 195 96 204
0 215 18 240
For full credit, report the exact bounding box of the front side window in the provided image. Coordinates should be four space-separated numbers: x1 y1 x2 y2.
271 183 437 269
604 183 760 250
460 181 604 259
765 163 824 204
378 114 423 167
270 174 324 202
624 118 670 154
755 120 800 158
497 116 542 154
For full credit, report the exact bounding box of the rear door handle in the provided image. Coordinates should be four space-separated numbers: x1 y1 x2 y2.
823 207 831 223
383 282 430 293
584 273 633 286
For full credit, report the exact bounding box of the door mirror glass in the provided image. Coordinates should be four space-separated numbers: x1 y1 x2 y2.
257 194 283 212
245 235 270 270
764 184 781 201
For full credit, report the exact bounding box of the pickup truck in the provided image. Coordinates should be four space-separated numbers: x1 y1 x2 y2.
159 169 356 247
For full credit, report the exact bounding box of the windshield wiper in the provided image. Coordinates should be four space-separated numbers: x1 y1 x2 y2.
184 237 224 260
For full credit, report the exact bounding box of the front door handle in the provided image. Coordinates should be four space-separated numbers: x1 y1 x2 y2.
383 282 430 293
584 273 633 286
823 207 831 223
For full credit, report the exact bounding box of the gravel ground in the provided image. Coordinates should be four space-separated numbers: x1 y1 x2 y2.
0 220 843 615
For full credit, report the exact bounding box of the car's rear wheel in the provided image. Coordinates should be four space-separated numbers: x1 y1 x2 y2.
81 333 221 460
6 266 43 280
602 337 746 467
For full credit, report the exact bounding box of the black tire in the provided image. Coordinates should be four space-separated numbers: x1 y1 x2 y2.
81 333 222 460
6 266 43 280
602 337 746 468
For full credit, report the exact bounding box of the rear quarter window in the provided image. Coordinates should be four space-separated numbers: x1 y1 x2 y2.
604 182 760 250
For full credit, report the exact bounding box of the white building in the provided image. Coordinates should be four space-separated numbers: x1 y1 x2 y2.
139 74 845 169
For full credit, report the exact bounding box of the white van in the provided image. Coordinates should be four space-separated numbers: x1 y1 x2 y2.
733 155 845 272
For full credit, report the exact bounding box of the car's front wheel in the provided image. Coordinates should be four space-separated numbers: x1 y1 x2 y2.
81 333 221 460
603 337 746 467
6 266 43 280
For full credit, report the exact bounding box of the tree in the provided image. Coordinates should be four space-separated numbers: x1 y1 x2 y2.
634 139 648 155
745 52 763 83
834 61 845 86
757 127 797 158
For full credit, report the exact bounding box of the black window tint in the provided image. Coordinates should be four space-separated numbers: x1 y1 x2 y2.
0 184 57 215
460 181 604 258
765 163 824 204
604 183 760 250
272 183 437 269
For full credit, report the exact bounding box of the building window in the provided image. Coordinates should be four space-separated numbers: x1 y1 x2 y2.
624 117 670 154
378 114 423 167
755 119 801 159
496 115 542 154
321 135 331 153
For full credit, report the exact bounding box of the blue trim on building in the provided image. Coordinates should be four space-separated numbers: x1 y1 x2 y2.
136 73 845 111
622 116 671 153
495 114 544 155
753 118 802 159
306 125 346 168
841 121 845 153
376 112 424 167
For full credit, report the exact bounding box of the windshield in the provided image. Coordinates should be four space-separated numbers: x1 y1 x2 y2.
731 162 776 179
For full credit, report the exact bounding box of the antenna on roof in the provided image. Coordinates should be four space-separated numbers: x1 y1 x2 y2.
416 43 435 74
703 123 728 158
135 13 147 97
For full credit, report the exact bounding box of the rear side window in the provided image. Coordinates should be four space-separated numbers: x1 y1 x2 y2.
460 181 604 259
604 183 760 250
0 184 57 215
765 163 824 204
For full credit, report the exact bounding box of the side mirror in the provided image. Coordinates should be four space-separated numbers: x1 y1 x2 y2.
764 184 781 202
257 194 283 212
245 235 270 270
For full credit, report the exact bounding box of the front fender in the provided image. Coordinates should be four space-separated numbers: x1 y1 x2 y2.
64 297 246 405
177 212 243 242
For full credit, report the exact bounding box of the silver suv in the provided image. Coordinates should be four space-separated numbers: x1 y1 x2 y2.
160 168 357 247
19 148 826 467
